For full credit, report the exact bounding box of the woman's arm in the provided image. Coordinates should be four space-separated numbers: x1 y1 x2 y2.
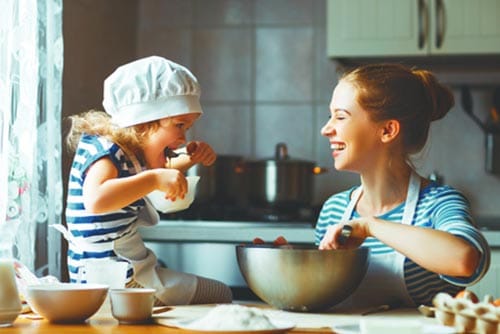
367 218 480 277
320 217 480 278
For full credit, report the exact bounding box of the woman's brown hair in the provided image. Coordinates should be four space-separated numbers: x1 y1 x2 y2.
341 63 454 155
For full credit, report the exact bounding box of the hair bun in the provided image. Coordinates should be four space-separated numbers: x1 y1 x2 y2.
412 69 454 122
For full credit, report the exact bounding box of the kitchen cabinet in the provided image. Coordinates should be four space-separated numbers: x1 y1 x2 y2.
326 0 500 57
470 248 500 299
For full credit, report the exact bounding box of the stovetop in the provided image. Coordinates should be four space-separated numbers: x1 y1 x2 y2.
158 202 321 224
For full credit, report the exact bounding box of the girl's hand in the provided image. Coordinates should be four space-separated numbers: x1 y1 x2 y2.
319 218 370 250
186 141 216 166
155 168 188 201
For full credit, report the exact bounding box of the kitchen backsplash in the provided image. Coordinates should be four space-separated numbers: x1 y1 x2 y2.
63 0 500 219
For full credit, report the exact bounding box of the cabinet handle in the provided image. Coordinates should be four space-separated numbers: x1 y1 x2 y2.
418 0 428 49
435 0 445 49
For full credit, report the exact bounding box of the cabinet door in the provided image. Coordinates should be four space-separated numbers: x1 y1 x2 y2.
326 0 428 57
430 0 500 54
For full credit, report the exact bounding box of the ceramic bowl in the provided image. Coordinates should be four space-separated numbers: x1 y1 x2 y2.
109 288 155 323
25 283 108 323
236 244 369 312
147 176 199 213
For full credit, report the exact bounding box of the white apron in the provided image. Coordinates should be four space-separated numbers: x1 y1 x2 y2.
54 150 198 306
53 199 198 305
332 172 420 310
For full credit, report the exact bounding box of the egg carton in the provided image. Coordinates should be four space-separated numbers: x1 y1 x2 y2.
433 292 500 334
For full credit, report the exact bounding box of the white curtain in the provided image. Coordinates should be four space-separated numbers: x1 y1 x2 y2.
0 0 63 278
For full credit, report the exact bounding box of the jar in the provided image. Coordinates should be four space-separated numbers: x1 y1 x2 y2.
0 240 22 327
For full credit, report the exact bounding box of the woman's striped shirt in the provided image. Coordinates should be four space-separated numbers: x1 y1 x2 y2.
65 134 145 282
315 182 490 306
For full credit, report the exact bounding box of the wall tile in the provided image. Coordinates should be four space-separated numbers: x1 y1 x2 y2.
254 104 314 160
138 0 192 31
136 29 192 66
255 28 314 102
255 0 314 25
419 89 500 216
192 104 253 157
193 29 252 102
193 0 253 26
315 26 341 103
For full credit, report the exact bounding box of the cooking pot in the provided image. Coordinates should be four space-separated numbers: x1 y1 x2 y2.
246 143 325 209
186 155 245 205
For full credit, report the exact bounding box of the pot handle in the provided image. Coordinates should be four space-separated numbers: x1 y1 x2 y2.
312 166 330 175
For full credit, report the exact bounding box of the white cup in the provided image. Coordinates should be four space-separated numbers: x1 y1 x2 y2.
109 288 155 324
83 259 128 289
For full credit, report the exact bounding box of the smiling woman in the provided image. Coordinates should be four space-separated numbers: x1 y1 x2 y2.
316 63 490 310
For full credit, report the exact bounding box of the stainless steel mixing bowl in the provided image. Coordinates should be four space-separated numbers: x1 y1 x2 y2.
236 244 369 312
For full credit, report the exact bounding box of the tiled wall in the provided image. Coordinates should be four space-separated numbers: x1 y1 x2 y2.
135 0 500 217
64 0 500 218
136 0 350 206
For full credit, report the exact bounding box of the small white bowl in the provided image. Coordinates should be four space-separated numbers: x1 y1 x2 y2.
109 288 155 324
25 283 108 323
147 176 200 213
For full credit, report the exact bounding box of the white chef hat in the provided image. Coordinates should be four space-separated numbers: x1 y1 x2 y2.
102 56 203 128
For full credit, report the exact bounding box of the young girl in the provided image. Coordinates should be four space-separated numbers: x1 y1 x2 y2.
63 56 232 305
316 63 490 309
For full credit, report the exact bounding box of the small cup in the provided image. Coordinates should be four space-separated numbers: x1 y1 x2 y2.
109 288 155 324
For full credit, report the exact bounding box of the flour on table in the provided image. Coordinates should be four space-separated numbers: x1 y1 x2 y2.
185 304 277 330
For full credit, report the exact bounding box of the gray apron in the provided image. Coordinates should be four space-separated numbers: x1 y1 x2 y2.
333 171 420 310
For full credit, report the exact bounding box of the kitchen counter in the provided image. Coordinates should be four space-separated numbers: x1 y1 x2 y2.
140 219 500 293
139 220 316 244
5 304 442 334
139 219 500 247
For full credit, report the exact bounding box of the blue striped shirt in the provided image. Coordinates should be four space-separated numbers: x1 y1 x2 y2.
315 183 490 305
65 134 145 282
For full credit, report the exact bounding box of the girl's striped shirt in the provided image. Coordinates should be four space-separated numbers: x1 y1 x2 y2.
65 134 145 283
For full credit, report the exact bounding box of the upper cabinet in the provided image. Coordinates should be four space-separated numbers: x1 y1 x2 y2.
327 0 500 58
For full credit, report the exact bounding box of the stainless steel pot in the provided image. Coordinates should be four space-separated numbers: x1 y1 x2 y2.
246 143 321 209
186 155 245 205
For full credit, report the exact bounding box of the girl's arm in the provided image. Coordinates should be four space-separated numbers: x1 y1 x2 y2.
82 157 187 213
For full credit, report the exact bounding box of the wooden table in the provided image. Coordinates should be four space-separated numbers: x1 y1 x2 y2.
3 304 439 334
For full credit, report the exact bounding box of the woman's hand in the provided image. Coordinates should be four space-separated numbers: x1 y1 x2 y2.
186 141 216 166
319 218 371 250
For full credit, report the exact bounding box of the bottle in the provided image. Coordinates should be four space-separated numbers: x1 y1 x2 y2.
0 237 22 327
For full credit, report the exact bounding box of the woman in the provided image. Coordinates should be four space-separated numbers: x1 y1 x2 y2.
316 63 490 308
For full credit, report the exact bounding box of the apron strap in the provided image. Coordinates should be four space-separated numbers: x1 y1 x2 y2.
341 186 363 223
401 171 421 226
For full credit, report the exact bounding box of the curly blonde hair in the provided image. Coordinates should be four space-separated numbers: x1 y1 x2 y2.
66 110 162 161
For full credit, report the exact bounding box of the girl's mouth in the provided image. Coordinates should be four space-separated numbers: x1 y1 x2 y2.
164 147 180 159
